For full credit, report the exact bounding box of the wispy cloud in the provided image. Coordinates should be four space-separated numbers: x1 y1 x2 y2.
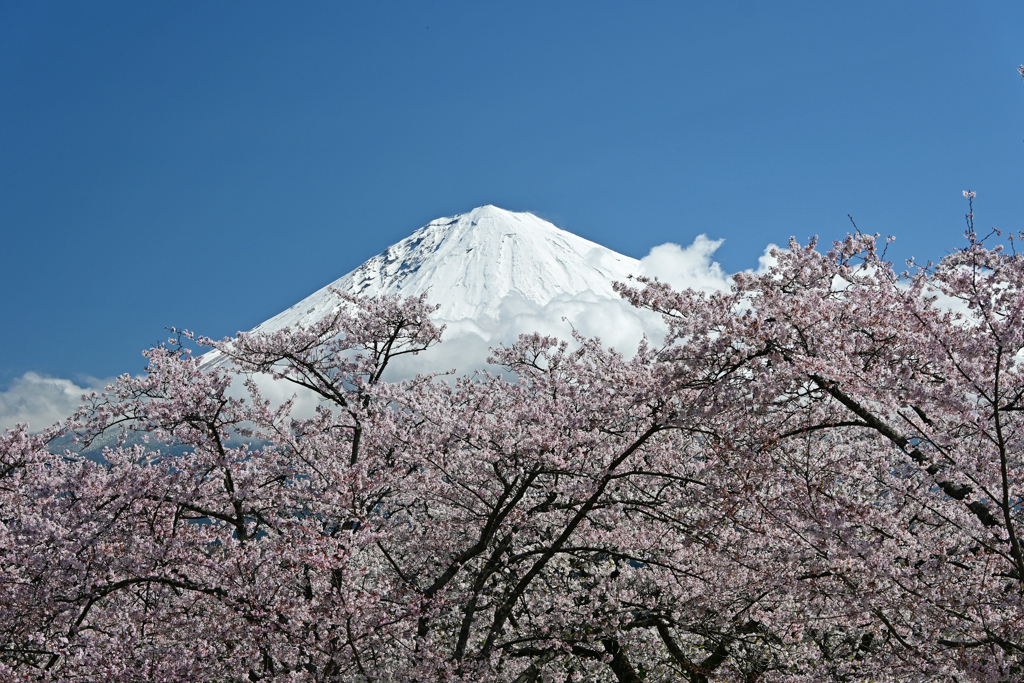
0 372 110 432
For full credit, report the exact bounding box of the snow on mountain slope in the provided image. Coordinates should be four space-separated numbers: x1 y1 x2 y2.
250 205 640 334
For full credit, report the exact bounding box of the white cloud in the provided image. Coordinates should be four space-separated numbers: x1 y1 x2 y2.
638 235 732 293
751 244 781 275
380 291 668 383
0 372 110 432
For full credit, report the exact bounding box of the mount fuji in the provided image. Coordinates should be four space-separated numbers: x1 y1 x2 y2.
246 205 641 335
201 205 734 380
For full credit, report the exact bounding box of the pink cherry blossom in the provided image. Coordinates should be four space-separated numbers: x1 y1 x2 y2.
3 235 1024 681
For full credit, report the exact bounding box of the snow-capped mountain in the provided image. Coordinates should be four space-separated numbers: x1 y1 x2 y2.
247 205 641 334
28 206 736 434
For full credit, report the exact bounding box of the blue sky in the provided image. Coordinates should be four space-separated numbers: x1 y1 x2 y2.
1 1 1022 391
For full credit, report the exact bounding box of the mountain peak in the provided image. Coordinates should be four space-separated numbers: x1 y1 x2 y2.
466 203 506 216
411 206 569 252
460 204 534 225
245 206 640 334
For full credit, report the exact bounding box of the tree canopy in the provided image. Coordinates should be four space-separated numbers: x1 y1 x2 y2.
3 231 1024 682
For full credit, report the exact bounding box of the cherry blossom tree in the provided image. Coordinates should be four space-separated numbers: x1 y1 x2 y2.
2 226 1023 681
616 223 1024 680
